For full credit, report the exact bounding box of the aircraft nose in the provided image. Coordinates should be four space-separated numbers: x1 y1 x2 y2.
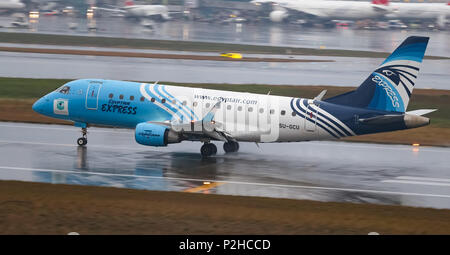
32 97 48 114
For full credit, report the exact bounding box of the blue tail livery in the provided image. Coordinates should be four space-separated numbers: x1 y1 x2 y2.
325 36 429 113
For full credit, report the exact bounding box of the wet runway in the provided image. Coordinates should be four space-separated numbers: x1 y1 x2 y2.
1 17 450 57
0 121 449 209
1 50 449 89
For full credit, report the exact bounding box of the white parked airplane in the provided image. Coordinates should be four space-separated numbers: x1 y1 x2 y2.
98 0 170 21
252 0 389 22
388 1 450 27
0 0 25 10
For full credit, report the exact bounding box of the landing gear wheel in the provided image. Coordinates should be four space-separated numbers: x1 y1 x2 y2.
201 143 216 157
210 143 217 155
224 141 239 153
233 142 239 152
77 137 87 146
77 127 88 146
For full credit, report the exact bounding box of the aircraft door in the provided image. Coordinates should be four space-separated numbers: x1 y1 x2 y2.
304 102 317 132
85 82 102 110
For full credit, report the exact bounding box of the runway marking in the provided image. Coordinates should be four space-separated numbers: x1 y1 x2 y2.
1 166 450 199
310 142 450 153
183 182 224 193
396 176 450 183
382 176 450 187
0 139 157 151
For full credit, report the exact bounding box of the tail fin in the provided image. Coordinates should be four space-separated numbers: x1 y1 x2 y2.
325 36 429 113
372 0 389 5
125 0 134 6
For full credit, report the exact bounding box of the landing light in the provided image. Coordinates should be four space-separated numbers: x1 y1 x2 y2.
203 181 211 185
29 11 40 19
412 143 420 147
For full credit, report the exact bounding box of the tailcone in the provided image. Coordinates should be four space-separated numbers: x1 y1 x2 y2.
404 114 430 129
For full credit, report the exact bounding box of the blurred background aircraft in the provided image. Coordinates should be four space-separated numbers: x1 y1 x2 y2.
0 0 449 31
0 0 25 11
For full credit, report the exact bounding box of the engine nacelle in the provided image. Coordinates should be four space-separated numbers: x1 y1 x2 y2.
135 123 181 147
270 10 288 22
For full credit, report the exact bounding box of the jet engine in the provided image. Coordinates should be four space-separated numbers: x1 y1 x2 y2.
135 122 181 146
269 10 288 22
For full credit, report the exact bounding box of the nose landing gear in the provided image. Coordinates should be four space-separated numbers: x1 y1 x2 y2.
77 127 88 146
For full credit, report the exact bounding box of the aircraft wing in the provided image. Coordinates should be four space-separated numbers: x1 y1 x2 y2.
150 101 236 142
290 7 327 18
95 7 126 13
371 3 390 12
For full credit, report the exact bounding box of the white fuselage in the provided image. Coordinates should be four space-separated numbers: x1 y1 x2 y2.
124 5 170 20
147 84 352 143
0 0 25 9
388 3 450 20
276 0 388 20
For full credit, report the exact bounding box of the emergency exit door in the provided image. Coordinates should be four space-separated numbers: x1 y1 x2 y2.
86 82 102 110
304 102 318 132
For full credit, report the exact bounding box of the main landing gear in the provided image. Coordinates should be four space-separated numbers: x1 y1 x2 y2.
200 141 240 157
223 141 239 153
201 142 217 157
77 127 88 146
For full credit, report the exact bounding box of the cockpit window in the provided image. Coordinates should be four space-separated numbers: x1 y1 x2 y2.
58 86 71 94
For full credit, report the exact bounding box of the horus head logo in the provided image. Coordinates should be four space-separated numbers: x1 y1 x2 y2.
57 101 65 110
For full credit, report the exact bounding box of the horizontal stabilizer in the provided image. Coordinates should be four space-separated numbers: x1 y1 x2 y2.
406 109 437 116
314 90 327 101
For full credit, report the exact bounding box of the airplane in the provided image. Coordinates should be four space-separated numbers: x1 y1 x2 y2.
387 1 450 28
97 0 170 21
252 0 390 23
0 0 25 11
32 36 435 157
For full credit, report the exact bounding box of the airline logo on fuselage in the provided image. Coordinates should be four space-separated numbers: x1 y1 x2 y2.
53 99 69 115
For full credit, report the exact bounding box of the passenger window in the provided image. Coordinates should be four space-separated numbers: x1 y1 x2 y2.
193 102 198 107
281 110 286 115
248 107 253 112
130 95 134 101
292 112 296 116
161 99 166 104
172 99 176 104
270 109 275 115
119 95 124 100
109 93 113 99
140 96 145 102
259 108 264 114
151 98 156 103
206 103 210 108
227 105 231 110
182 101 187 106
237 106 242 111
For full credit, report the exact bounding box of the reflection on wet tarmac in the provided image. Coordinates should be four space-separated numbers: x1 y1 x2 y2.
0 122 449 209
1 17 450 57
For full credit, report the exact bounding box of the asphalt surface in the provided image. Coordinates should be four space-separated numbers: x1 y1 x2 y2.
0 50 448 89
0 121 449 209
1 17 449 57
